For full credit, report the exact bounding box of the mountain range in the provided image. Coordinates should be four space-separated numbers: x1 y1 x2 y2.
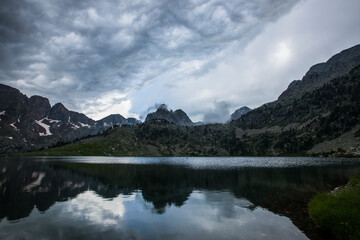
1 44 360 157
0 86 140 153
0 86 242 154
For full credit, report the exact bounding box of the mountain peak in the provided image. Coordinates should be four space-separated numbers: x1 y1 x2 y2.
230 106 251 121
49 103 70 121
97 114 127 128
28 95 51 119
157 104 169 111
145 105 193 126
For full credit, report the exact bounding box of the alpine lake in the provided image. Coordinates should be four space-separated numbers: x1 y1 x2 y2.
1 156 360 240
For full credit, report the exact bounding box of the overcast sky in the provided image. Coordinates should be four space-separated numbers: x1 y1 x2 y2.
1 0 360 122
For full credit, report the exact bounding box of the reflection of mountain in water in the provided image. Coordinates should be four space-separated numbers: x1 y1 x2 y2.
0 159 115 221
1 158 360 239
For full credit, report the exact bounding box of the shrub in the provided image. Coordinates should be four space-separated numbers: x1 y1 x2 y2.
309 175 360 240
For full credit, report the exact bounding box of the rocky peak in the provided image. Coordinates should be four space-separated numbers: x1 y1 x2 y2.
126 117 141 125
230 106 251 121
157 104 169 111
145 104 193 126
28 96 51 119
287 80 301 89
0 84 27 119
173 109 193 126
49 103 70 122
97 114 127 127
69 111 96 126
0 83 21 94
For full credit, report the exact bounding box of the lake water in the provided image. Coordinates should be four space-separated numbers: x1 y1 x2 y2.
1 157 360 240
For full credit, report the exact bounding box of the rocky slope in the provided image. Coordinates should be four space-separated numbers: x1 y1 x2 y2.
0 84 139 154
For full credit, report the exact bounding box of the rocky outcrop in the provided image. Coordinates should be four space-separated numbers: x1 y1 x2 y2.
145 104 193 126
28 96 51 119
229 107 251 122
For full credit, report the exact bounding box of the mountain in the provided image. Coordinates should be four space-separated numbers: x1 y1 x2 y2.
0 84 140 154
96 114 141 129
0 84 101 153
145 104 193 126
96 114 127 129
231 44 360 156
234 44 360 129
279 44 360 101
229 107 251 121
126 117 142 125
32 44 360 157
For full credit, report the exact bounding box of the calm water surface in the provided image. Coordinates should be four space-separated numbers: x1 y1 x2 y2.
1 156 360 240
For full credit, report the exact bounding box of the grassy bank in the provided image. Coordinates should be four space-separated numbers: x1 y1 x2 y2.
308 175 360 240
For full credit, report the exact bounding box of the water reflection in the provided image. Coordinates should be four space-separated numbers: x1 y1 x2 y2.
0 157 360 240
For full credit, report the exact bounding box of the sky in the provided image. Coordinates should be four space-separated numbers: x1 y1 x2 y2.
1 0 360 122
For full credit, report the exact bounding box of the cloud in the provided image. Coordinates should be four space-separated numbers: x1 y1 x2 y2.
78 91 137 120
0 0 300 120
130 0 360 122
0 0 359 121
202 101 232 123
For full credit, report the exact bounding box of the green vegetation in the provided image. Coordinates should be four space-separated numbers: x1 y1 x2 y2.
308 174 360 240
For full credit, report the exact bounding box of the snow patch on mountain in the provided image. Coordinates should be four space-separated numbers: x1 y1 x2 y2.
35 119 52 136
46 118 61 123
10 122 19 131
69 122 80 129
23 172 46 192
79 122 91 128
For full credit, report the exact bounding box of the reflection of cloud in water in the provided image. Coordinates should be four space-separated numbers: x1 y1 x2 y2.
157 191 308 240
202 190 238 219
0 190 308 240
66 191 133 226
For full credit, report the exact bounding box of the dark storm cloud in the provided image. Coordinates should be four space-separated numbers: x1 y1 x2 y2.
0 0 299 117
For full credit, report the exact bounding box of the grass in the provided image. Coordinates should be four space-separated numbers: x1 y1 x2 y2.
308 174 360 240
